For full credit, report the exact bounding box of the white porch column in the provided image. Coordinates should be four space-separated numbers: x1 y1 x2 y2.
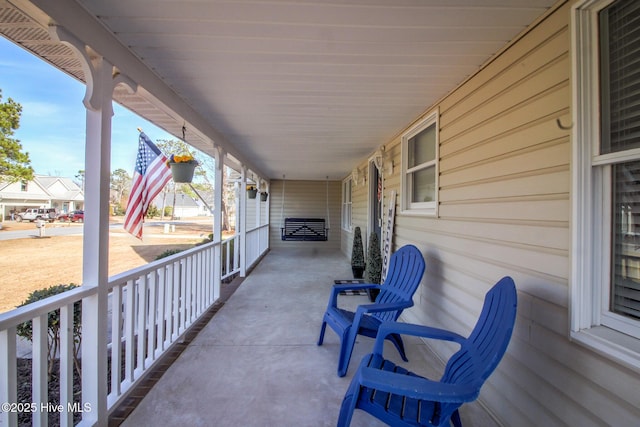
52 26 136 426
265 183 270 250
81 55 112 426
239 167 247 277
212 146 225 300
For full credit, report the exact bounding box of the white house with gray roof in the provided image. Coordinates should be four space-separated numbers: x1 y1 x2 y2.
0 174 84 221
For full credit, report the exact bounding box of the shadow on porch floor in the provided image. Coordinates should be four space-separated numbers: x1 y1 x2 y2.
113 248 500 427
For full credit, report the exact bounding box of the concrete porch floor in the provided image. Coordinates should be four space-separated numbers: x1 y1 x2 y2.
119 248 500 427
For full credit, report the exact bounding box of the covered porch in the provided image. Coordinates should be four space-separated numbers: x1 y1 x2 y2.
114 248 498 427
3 0 640 426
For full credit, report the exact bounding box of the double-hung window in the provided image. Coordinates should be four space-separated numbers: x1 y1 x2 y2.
572 0 640 370
401 109 439 215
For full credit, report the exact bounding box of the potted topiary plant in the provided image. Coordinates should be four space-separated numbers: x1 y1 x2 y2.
364 231 383 301
351 226 365 278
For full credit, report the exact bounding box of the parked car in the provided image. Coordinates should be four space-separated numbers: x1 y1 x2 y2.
69 210 84 223
15 208 57 223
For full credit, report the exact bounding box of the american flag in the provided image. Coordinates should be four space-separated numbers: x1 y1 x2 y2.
123 132 172 239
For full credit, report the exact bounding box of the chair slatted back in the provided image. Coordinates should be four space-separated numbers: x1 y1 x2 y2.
442 276 517 386
372 245 425 323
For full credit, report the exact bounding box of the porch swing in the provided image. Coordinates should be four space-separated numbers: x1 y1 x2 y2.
280 176 330 241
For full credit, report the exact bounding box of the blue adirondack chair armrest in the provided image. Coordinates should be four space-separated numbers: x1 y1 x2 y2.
373 321 466 355
328 283 382 306
358 367 480 403
355 301 414 316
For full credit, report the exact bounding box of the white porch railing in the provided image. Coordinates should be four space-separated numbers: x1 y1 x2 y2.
246 224 269 269
0 230 268 427
105 241 219 412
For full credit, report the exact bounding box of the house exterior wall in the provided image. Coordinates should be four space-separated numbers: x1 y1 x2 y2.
269 179 341 250
346 2 640 426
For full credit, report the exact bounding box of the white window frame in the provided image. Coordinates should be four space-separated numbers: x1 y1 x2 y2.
400 109 439 216
342 177 352 231
571 0 640 372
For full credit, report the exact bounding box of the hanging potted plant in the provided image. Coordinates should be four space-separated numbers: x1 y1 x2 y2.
351 226 365 279
260 192 269 201
168 154 198 183
247 185 258 199
364 231 382 302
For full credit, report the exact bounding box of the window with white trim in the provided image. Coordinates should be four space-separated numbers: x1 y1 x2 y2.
342 177 352 231
572 0 640 370
401 109 439 215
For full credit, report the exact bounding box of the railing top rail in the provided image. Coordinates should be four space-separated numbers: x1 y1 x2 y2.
108 240 218 287
0 285 95 330
246 223 269 233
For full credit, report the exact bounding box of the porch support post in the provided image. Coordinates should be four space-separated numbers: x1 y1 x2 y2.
265 183 270 250
81 55 112 426
212 146 225 300
239 167 247 277
51 25 137 426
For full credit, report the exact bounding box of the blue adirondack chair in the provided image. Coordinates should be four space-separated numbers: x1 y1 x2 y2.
318 244 426 377
337 276 518 427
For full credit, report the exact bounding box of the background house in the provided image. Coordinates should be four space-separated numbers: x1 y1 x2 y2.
0 175 84 221
154 191 211 218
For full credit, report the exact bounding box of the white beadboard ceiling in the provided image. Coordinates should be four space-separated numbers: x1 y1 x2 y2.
1 0 559 180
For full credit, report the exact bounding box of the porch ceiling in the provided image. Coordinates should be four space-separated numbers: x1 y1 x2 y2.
1 0 557 181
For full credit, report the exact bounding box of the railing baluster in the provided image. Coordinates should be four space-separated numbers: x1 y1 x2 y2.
136 275 147 373
125 279 135 385
206 247 212 305
32 314 48 427
60 303 74 426
157 266 166 353
180 259 187 333
110 286 122 401
172 261 180 340
197 252 203 316
147 271 157 365
185 257 192 326
0 327 18 427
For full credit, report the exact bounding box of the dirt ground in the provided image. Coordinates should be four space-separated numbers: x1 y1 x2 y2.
0 218 221 313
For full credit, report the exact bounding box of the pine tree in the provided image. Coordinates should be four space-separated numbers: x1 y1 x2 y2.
0 89 33 181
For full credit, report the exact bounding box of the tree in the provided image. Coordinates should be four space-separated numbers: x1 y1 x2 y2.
75 169 85 192
110 168 131 205
0 89 33 182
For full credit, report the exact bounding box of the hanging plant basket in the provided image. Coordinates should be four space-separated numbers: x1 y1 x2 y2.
260 192 269 201
169 161 197 183
247 187 258 199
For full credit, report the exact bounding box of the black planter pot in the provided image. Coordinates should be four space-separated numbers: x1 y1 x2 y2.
352 266 365 279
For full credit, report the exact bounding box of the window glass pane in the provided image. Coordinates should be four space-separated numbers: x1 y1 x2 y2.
599 1 640 154
408 123 436 168
411 166 435 203
611 161 640 320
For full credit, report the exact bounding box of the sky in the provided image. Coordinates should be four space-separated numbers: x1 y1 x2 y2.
0 36 177 181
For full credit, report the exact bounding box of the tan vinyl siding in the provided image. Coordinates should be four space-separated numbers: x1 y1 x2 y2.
268 179 341 250
362 1 640 426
